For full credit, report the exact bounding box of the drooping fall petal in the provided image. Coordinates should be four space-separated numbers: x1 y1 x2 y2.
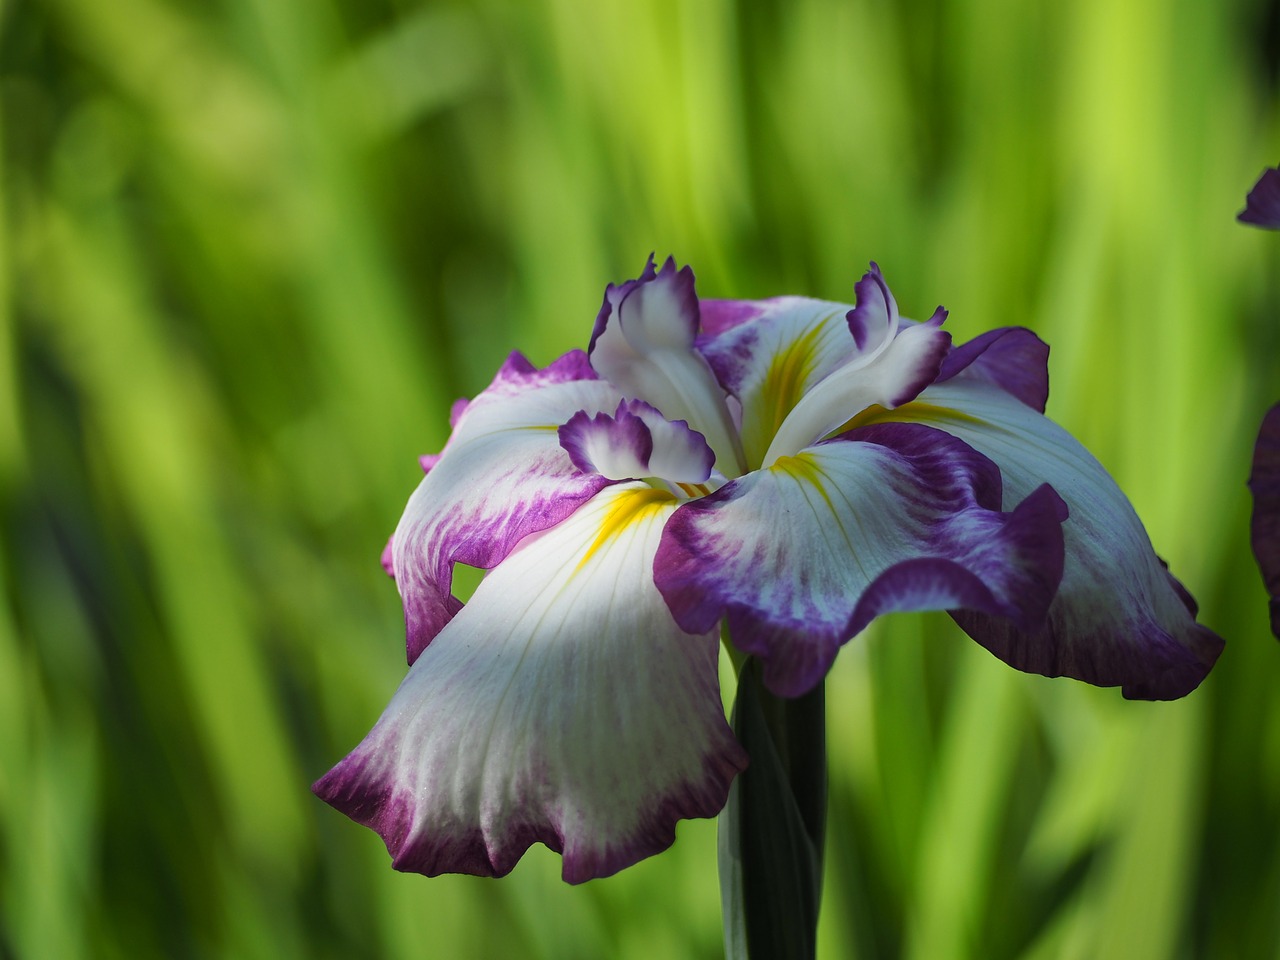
391 350 622 662
317 483 748 883
897 375 1223 698
655 422 1067 696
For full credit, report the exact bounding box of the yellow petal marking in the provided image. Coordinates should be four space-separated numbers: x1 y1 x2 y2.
579 487 677 568
769 451 835 514
832 400 986 437
746 320 828 468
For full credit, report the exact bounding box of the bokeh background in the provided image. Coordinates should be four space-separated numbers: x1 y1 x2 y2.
4 0 1280 956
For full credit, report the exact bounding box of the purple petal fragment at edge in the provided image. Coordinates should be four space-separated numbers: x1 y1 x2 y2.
491 348 600 392
1251 403 1280 638
936 327 1050 413
1239 167 1280 228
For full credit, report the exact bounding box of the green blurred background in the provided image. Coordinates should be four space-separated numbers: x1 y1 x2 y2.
3 0 1279 956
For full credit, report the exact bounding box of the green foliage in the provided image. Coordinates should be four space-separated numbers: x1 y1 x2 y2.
2 0 1277 956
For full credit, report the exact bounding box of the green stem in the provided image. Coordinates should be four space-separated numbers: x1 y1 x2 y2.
719 658 828 960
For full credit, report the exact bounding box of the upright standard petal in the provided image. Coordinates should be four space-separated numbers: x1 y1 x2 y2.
881 374 1223 698
697 265 950 468
589 256 746 474
1250 403 1280 638
392 350 623 662
698 294 881 468
654 422 1067 696
316 484 747 883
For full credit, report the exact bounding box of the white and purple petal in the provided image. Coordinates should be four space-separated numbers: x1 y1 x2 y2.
558 405 654 481
629 402 717 484
316 484 747 883
845 262 905 353
589 256 745 474
1239 166 1280 229
392 350 624 662
903 377 1224 698
557 400 715 485
654 422 1068 697
1250 403 1280 638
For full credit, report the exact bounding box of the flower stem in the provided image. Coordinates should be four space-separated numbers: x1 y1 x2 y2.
718 658 828 959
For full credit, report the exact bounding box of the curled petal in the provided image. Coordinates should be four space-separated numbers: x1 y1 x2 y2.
846 484 1069 636
1251 403 1280 638
392 350 623 662
590 256 745 474
557 400 715 485
654 422 1067 697
845 262 904 352
903 378 1223 698
1239 167 1280 229
558 405 654 481
936 327 1050 413
316 484 747 883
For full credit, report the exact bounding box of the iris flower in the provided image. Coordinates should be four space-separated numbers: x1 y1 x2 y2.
315 258 1221 883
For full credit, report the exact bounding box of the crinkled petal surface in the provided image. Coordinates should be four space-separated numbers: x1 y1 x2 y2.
392 350 622 662
1250 403 1280 638
654 422 1068 697
895 375 1223 698
316 483 747 883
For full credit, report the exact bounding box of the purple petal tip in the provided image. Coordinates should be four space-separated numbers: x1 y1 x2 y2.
1239 167 1280 229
